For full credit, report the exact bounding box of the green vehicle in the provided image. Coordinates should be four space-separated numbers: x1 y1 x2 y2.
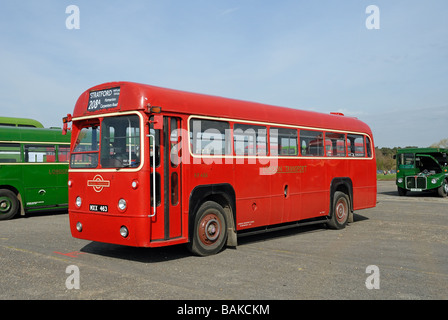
395 148 448 197
0 116 44 128
0 125 71 220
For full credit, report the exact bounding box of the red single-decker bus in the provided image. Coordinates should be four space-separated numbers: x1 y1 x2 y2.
64 82 377 256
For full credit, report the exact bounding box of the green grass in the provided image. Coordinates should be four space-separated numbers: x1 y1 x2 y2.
377 174 396 181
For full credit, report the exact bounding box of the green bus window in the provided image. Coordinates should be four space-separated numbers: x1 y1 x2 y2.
0 143 21 163
25 145 56 163
398 153 414 168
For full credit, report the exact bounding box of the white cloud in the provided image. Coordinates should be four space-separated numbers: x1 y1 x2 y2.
221 7 239 16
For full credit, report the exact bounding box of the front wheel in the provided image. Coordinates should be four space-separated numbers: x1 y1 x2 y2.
188 201 228 256
397 186 407 196
437 179 448 198
327 191 350 230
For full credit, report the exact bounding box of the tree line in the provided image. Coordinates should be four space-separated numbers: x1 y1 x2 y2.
376 138 448 171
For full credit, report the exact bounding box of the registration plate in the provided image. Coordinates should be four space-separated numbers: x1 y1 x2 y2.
410 188 422 192
89 204 108 213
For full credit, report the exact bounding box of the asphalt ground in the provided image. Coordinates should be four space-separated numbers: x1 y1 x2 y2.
1 181 447 303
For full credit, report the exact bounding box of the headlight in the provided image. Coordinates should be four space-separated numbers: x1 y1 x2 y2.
75 196 82 208
76 222 83 232
431 178 437 184
397 178 403 183
118 199 127 211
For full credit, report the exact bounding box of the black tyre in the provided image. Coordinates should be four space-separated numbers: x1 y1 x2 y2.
188 201 228 256
327 191 350 230
397 187 407 196
0 189 20 221
437 179 448 198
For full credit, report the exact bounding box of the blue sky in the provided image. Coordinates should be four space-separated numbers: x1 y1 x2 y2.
0 0 447 147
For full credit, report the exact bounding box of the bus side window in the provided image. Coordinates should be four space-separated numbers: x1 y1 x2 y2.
150 172 161 206
0 143 21 163
25 145 56 163
58 145 70 163
170 118 180 167
270 127 298 156
189 118 231 156
366 136 372 158
300 130 324 156
325 132 346 157
171 172 179 206
347 134 365 157
234 123 267 156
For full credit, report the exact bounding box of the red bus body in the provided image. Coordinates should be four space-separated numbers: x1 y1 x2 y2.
66 82 376 255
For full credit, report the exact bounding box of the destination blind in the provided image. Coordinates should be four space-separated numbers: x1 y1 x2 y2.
88 87 120 111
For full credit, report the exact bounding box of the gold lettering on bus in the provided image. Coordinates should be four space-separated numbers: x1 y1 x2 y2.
49 169 69 175
193 172 208 178
277 165 307 174
260 165 307 175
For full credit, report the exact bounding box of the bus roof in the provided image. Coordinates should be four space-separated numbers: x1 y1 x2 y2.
0 117 44 128
397 147 448 154
73 81 373 136
0 126 70 143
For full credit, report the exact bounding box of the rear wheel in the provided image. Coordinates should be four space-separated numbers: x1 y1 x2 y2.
0 189 20 221
188 201 228 256
327 191 350 230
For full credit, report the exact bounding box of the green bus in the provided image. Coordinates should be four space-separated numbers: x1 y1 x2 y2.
0 125 71 220
0 116 44 128
395 148 448 197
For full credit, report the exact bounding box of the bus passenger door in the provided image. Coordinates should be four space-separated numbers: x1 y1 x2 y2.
22 144 61 210
149 116 182 241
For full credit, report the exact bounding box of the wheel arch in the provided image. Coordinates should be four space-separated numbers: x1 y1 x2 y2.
188 183 237 247
329 178 354 223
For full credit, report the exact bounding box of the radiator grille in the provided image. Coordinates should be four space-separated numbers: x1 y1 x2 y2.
406 176 427 189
